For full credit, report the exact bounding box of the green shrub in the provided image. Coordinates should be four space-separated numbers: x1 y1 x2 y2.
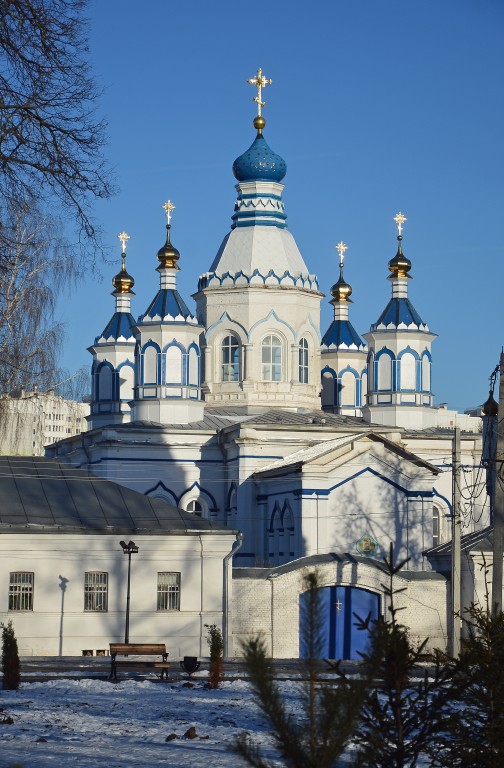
2 620 20 690
205 623 224 689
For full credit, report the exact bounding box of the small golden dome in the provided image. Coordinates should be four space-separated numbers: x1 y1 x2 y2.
330 268 353 303
157 225 180 270
253 115 266 134
482 390 498 417
388 236 412 278
112 255 135 294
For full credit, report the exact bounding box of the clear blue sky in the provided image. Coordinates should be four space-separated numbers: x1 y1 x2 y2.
58 0 504 411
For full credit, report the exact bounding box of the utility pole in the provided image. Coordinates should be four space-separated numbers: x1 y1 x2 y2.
491 352 504 615
451 426 462 657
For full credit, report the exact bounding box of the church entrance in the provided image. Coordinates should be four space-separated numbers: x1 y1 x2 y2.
299 585 380 660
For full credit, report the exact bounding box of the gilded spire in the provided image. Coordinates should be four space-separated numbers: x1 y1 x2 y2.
112 231 135 294
157 199 180 269
388 211 412 278
247 67 272 134
330 241 353 303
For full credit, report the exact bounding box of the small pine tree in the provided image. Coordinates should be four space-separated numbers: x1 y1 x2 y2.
205 623 224 689
232 570 368 768
350 545 452 768
432 564 504 768
2 620 20 690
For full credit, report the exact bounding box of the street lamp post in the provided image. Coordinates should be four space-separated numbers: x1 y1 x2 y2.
119 540 139 643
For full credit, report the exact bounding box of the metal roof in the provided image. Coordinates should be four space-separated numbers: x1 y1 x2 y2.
0 456 235 535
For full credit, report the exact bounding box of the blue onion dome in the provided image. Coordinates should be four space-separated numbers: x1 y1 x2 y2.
112 254 135 294
388 235 412 278
157 224 180 270
233 116 287 183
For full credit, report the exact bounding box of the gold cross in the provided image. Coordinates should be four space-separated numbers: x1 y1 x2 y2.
118 231 130 253
247 68 272 117
336 241 348 266
162 200 176 225
394 211 407 236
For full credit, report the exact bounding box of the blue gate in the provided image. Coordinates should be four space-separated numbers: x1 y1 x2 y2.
299 585 380 660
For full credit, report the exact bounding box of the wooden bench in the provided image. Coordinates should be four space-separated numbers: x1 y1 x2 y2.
109 643 170 681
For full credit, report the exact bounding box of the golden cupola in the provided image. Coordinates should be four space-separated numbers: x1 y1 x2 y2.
330 242 353 304
112 232 135 294
156 200 180 270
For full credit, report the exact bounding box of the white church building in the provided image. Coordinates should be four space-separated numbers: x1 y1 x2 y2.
38 70 490 659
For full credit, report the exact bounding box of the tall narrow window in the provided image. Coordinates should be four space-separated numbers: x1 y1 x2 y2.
98 365 113 400
261 335 282 381
157 572 181 611
221 335 240 381
433 507 441 547
84 572 108 611
9 572 34 611
143 346 158 384
298 338 309 384
165 345 183 385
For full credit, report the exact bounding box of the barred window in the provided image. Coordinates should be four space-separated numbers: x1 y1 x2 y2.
157 572 180 611
84 572 108 612
9 572 34 611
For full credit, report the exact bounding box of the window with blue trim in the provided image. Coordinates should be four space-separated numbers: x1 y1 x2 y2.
400 352 416 390
166 345 183 385
98 365 113 400
298 338 309 384
221 335 240 382
143 346 158 384
262 335 282 381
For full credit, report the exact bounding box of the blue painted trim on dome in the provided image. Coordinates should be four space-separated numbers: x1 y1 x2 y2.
140 289 194 322
96 311 136 343
321 319 365 348
232 210 287 221
232 219 288 230
240 192 283 201
372 298 425 328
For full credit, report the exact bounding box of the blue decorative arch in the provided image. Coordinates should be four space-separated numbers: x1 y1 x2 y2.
205 312 249 342
179 481 218 514
116 360 135 402
249 309 296 340
145 481 178 507
268 501 282 533
281 499 294 530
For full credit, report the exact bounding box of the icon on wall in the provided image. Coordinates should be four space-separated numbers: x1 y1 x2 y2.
355 535 378 557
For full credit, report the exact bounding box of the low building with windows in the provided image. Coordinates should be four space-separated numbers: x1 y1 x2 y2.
45 72 489 659
0 456 239 657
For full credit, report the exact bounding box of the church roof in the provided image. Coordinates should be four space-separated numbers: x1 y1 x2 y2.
139 288 197 323
95 311 136 343
371 297 427 330
426 525 493 557
321 319 366 349
254 431 440 476
0 456 234 534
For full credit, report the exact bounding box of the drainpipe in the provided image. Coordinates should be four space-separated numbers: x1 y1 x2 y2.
223 532 244 658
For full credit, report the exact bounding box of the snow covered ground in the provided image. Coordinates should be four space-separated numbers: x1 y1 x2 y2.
0 668 356 768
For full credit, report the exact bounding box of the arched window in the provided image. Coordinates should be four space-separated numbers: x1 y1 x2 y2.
340 370 356 406
261 335 282 381
360 370 368 406
400 352 416 390
143 346 158 385
321 371 335 408
422 354 431 392
433 506 440 547
221 335 240 382
119 365 134 403
186 499 203 517
98 365 113 401
298 338 309 383
165 345 183 385
188 346 199 386
377 351 392 391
